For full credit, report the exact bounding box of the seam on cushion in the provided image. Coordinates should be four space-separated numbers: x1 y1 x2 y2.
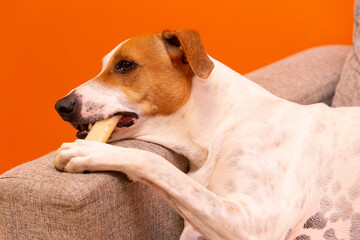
0 176 78 209
0 174 131 210
0 176 88 239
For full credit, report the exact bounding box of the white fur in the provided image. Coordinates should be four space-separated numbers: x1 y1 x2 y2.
75 80 139 120
101 39 129 72
54 49 360 239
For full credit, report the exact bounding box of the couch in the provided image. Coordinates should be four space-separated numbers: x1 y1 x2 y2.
1 2 359 238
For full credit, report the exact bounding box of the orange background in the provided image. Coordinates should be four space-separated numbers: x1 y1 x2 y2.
0 0 354 174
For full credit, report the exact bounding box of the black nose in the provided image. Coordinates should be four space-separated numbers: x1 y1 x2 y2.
55 91 81 121
56 97 75 114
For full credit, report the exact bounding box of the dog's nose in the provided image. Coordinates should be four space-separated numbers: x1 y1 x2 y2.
55 91 81 121
56 97 75 114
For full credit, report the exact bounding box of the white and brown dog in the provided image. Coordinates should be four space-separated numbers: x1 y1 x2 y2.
54 30 360 240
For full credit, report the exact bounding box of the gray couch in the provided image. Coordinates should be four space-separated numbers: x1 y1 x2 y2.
0 44 351 239
3 1 360 237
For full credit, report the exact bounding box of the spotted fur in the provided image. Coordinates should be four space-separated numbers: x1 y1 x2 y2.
350 213 360 240
323 228 343 240
303 212 327 230
294 235 311 240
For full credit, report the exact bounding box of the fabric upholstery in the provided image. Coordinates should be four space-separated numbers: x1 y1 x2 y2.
332 0 360 107
246 45 351 105
0 140 188 240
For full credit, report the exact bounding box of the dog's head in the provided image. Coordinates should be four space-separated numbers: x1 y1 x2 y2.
55 30 214 139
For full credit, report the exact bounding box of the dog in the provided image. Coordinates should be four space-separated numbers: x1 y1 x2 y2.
54 29 360 240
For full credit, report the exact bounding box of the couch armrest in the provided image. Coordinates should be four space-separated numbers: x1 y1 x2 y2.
0 140 189 240
245 45 351 105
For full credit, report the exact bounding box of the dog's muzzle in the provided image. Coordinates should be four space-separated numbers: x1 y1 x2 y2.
55 91 139 139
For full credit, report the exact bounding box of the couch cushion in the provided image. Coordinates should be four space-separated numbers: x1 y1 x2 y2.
332 0 360 107
0 140 188 240
246 45 351 105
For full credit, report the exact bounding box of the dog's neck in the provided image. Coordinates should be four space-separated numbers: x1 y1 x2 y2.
135 58 280 170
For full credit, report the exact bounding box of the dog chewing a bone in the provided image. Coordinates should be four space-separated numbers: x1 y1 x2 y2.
54 30 360 240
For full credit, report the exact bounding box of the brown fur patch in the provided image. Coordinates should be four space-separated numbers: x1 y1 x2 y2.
224 179 237 192
320 197 333 212
348 174 360 201
323 228 343 240
350 213 360 240
303 211 328 230
162 30 214 79
294 234 311 240
329 213 339 223
227 206 235 213
94 33 193 116
335 196 353 221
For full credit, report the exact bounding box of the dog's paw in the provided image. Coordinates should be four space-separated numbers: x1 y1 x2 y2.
54 139 108 173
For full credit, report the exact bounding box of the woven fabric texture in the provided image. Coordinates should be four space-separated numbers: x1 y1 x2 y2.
0 140 188 240
332 0 360 107
246 45 350 106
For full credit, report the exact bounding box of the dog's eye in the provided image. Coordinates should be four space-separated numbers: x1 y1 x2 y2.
115 60 136 73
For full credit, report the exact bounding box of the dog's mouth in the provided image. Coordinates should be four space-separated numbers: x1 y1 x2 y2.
75 112 139 139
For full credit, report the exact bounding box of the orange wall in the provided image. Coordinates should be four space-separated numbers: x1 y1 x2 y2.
0 0 354 174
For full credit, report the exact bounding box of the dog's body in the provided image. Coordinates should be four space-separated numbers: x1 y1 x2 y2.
54 30 360 240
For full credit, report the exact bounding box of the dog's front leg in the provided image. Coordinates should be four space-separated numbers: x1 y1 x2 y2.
54 140 258 240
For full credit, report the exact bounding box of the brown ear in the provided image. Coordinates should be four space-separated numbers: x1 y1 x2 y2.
162 30 214 79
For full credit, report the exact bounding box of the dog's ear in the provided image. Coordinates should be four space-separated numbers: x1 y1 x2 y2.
162 30 214 79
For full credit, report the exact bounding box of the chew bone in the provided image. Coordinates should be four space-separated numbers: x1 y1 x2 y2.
85 115 122 142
